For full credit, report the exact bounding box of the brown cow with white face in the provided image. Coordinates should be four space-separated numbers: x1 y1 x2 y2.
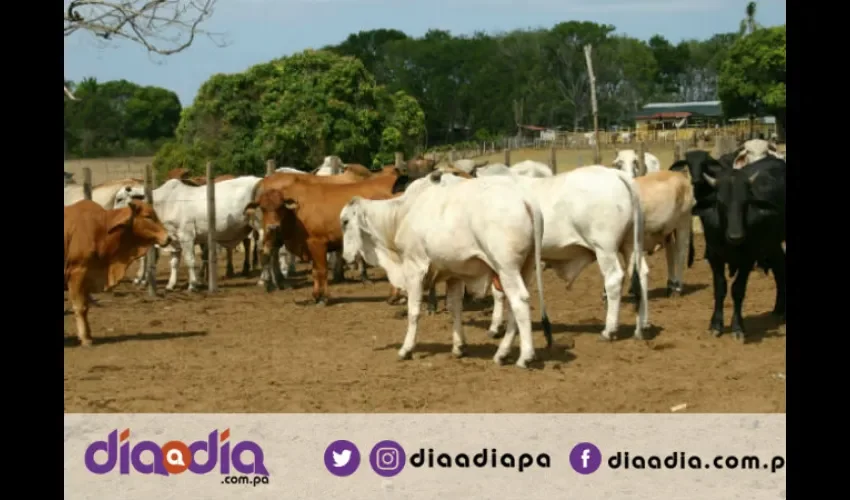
64 199 171 346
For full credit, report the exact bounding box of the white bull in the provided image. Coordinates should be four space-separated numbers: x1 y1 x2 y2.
474 160 554 178
451 158 489 174
64 178 147 209
142 177 262 291
612 150 661 178
340 172 552 368
473 166 648 341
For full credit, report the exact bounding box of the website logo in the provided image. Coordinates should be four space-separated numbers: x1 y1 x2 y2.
569 442 602 474
369 440 406 477
324 440 361 477
83 428 270 477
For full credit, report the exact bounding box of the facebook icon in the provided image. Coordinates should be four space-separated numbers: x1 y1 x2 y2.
569 442 602 474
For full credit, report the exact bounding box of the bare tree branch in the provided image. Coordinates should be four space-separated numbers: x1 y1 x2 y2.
64 84 78 100
64 0 224 56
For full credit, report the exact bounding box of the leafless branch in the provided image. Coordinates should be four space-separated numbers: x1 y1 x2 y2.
64 0 224 56
64 85 78 100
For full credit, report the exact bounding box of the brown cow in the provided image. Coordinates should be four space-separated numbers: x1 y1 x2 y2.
343 164 373 179
244 174 399 304
64 200 171 346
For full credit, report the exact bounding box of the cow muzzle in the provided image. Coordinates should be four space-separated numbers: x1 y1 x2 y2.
725 233 745 246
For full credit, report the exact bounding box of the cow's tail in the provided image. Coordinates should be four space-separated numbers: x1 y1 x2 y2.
527 198 552 349
617 174 645 317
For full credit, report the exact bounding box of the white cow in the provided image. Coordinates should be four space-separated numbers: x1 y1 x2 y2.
144 177 262 291
612 150 661 179
473 166 649 342
64 178 147 209
474 160 553 178
276 167 305 175
732 139 785 168
340 172 552 368
313 156 345 176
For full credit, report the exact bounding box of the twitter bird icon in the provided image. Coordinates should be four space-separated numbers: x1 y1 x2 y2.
333 449 352 467
324 440 361 477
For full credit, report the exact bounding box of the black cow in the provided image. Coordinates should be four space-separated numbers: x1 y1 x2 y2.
670 153 786 342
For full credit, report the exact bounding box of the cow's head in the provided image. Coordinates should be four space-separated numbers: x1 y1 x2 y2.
243 190 298 260
612 149 641 178
340 197 373 266
701 168 761 245
108 200 171 247
113 185 147 208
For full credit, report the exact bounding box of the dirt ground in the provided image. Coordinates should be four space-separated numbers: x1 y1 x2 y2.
63 234 786 413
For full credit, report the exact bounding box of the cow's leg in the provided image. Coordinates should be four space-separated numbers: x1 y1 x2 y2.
165 245 181 291
307 241 330 305
597 251 625 341
398 275 425 360
388 285 404 305
183 239 202 292
446 278 467 357
487 287 507 338
426 284 438 314
501 269 536 368
707 254 727 337
358 256 372 283
134 255 147 286
730 261 755 342
494 297 519 365
68 277 93 347
771 248 786 320
241 238 252 276
330 251 345 283
252 230 260 269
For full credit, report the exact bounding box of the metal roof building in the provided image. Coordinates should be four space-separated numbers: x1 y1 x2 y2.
634 101 724 121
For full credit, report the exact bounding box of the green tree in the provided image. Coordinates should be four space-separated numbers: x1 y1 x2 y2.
718 25 786 139
157 49 425 176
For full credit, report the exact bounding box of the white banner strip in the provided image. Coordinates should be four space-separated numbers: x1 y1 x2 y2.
65 414 786 500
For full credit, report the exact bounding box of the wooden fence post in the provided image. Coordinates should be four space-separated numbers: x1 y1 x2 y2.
504 148 511 166
549 146 558 174
584 45 601 165
394 152 404 168
143 165 158 297
82 168 92 200
266 159 276 177
206 161 218 293
637 142 647 176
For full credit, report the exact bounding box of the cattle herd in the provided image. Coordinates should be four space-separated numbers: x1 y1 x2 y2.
63 139 786 369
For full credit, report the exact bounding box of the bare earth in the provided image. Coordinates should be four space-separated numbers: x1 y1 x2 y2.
63 234 786 413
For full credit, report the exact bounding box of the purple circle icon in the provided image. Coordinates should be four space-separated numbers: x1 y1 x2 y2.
324 440 361 477
369 440 406 477
569 442 602 474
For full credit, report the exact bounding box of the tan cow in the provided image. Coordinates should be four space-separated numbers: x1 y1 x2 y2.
64 200 171 346
244 174 399 304
621 170 696 298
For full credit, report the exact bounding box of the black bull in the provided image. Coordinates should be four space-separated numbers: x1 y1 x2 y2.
670 152 786 341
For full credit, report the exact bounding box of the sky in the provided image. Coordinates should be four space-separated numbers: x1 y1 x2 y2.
63 0 786 107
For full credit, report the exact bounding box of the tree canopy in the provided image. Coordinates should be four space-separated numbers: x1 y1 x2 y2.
155 50 425 176
718 25 786 139
64 78 182 158
67 8 786 168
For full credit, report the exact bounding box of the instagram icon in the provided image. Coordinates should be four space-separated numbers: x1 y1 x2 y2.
369 440 406 477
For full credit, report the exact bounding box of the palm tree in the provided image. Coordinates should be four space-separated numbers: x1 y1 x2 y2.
739 2 760 37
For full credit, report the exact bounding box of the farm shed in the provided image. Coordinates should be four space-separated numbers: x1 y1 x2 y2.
634 101 724 132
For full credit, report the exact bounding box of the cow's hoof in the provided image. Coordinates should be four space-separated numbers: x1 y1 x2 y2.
732 331 746 343
515 357 533 369
426 307 437 316
315 299 328 307
493 353 507 365
488 328 505 339
710 328 723 338
598 332 615 342
397 350 412 361
165 285 176 292
361 279 373 285
398 297 408 305
241 270 251 278
452 346 466 358
79 339 94 348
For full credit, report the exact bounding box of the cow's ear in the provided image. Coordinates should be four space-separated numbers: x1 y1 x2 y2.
283 198 298 211
107 208 134 233
669 160 689 172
